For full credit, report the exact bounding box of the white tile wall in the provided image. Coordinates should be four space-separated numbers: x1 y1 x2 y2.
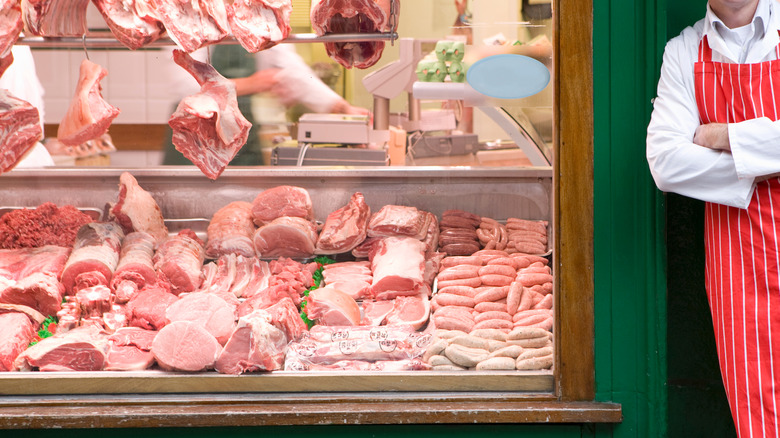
31 48 181 126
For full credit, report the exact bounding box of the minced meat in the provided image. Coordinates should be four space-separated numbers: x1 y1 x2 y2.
0 202 94 249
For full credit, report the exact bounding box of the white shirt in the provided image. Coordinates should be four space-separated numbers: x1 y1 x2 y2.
0 45 53 168
646 0 780 208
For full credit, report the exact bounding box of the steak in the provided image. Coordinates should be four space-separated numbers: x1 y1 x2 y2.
168 49 251 180
384 293 430 330
14 325 109 372
226 0 292 53
165 292 236 345
57 59 120 146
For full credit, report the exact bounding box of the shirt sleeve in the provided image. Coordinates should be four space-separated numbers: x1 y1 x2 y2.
729 117 780 179
646 36 756 209
258 46 343 113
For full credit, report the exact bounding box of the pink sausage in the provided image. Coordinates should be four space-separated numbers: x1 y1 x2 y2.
533 294 553 310
473 319 514 331
437 265 481 281
472 249 510 258
434 308 476 324
437 276 482 289
512 309 553 323
475 310 513 323
475 301 509 313
525 316 554 331
440 256 484 269
480 274 514 287
517 286 535 312
437 285 478 298
478 264 516 278
434 315 475 332
513 313 551 327
486 256 524 270
516 273 554 287
530 283 553 295
436 293 476 308
510 254 549 265
518 266 551 275
474 286 509 304
507 282 522 314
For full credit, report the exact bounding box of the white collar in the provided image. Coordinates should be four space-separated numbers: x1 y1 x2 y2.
703 0 779 62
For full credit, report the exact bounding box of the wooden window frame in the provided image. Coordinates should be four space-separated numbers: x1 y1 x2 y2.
0 0 620 428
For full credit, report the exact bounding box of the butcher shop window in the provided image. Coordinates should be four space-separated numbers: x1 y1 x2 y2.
0 0 596 410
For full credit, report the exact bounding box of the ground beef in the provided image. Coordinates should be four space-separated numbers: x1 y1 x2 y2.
0 203 95 249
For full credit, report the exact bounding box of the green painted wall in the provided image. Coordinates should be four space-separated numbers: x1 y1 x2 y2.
12 1 683 437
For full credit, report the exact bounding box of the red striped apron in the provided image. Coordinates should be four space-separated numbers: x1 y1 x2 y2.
697 34 780 438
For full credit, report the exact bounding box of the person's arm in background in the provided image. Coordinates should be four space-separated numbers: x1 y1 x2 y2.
258 45 369 115
646 30 756 208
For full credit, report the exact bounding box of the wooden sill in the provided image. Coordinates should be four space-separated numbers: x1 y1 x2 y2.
0 393 622 428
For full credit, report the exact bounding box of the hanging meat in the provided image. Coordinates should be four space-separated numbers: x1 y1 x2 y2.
310 0 399 69
226 0 292 53
168 49 251 180
57 59 121 147
0 0 22 58
0 53 43 175
91 0 165 50
21 0 89 37
149 0 230 53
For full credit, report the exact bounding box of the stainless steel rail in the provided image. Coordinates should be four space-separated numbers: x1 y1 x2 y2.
17 32 398 49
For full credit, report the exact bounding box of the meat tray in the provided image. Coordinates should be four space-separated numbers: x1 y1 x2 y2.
0 166 554 395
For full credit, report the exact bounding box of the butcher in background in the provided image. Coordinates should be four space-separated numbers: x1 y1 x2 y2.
0 45 53 168
161 44 369 166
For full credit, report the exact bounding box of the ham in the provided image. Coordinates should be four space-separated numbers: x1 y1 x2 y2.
251 185 313 226
253 216 317 259
310 0 399 69
226 0 292 53
359 299 394 326
110 172 169 244
322 260 372 300
60 222 125 295
153 229 205 294
0 311 36 371
151 320 222 372
110 231 157 303
384 293 430 330
205 201 256 259
165 292 237 345
304 286 361 326
315 192 370 255
91 0 165 50
168 49 251 180
214 308 288 374
57 59 120 147
369 236 427 300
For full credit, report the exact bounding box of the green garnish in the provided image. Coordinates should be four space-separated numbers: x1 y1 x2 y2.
299 256 336 329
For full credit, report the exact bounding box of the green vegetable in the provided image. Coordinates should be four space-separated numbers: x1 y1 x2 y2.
298 256 336 329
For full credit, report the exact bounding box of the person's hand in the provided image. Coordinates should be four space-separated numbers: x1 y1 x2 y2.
693 123 731 152
329 99 371 117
